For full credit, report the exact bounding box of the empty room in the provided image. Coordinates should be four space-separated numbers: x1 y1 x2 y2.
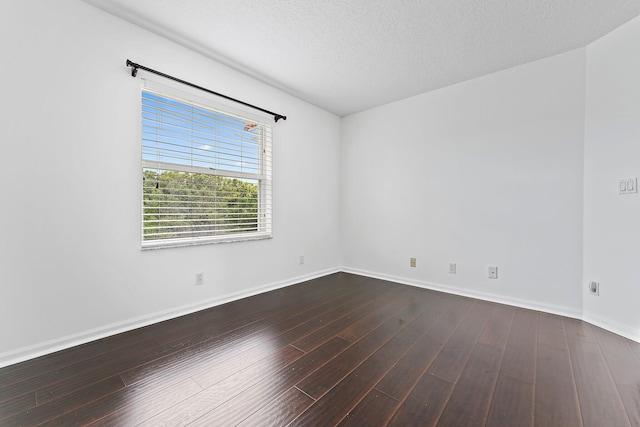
1 0 640 425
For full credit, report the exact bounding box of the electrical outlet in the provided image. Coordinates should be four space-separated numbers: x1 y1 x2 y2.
449 263 456 274
588 280 599 296
488 266 498 279
410 258 416 268
195 272 204 286
299 255 304 265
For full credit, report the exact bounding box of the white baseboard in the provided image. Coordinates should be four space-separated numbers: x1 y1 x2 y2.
4 265 638 368
341 266 640 344
0 267 340 368
341 266 583 319
582 312 640 343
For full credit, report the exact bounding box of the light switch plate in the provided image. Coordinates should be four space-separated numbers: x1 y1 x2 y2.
619 177 638 194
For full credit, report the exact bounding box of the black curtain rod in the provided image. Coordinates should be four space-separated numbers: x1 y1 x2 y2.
126 59 287 123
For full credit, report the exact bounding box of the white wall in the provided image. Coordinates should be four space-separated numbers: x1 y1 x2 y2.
584 15 640 340
0 0 342 366
341 50 586 316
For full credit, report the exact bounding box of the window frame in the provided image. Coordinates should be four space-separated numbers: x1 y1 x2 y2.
139 79 273 250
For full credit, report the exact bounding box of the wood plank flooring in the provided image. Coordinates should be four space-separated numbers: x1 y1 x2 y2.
1 272 639 426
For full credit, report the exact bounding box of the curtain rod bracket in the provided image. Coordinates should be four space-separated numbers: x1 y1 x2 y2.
125 58 287 123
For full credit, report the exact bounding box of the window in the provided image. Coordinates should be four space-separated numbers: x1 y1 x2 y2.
140 83 272 249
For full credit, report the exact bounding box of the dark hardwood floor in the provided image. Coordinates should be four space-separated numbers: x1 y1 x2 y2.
1 272 639 426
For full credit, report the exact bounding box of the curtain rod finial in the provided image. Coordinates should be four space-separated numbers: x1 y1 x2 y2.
274 115 287 122
126 59 138 77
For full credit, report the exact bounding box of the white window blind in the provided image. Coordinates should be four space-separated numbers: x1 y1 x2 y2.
140 84 272 249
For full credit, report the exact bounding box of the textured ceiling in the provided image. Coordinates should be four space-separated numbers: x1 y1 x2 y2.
83 0 640 116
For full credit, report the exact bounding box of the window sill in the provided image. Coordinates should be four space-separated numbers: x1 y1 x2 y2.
141 233 272 250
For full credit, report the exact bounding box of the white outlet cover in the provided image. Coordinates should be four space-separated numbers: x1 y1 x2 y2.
488 266 498 279
449 263 456 274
